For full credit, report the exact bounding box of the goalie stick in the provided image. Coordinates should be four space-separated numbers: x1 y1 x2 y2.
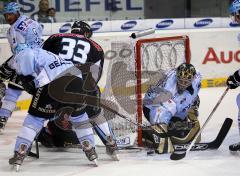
170 88 229 160
173 117 232 152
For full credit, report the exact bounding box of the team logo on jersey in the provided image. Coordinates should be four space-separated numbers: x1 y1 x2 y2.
156 20 174 29
91 22 103 31
17 21 29 31
121 21 137 30
194 18 213 27
59 23 71 33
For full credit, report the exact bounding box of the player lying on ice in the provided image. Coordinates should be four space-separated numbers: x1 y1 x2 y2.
141 63 202 154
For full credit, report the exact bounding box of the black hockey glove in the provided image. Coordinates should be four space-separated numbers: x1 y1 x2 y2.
0 60 15 81
226 71 240 89
18 75 37 95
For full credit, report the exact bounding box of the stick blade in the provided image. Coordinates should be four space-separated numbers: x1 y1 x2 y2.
170 152 186 160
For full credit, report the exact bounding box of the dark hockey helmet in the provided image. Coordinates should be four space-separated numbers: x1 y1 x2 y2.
176 63 196 93
71 21 93 38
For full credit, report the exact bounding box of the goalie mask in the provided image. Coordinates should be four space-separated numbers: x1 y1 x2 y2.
176 63 196 94
229 0 240 23
71 21 93 38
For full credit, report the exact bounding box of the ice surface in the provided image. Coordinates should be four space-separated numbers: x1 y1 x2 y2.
0 87 240 176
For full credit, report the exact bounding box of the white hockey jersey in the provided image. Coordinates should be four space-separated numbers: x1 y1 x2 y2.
7 15 43 53
10 48 80 88
143 69 201 123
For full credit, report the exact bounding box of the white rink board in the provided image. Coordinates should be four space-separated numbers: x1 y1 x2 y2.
0 28 240 86
0 87 240 176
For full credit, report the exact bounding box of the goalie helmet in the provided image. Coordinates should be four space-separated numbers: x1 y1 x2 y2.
71 21 93 38
176 63 196 94
229 0 240 23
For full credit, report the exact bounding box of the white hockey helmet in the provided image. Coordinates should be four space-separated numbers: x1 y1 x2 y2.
3 2 20 15
229 0 240 23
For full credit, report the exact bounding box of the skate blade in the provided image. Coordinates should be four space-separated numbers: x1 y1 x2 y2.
110 154 120 161
93 159 98 167
230 150 240 155
14 164 20 172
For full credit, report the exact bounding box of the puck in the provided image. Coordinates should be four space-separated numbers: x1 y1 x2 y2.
147 150 155 155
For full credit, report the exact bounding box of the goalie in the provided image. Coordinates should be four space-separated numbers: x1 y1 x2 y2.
142 63 202 154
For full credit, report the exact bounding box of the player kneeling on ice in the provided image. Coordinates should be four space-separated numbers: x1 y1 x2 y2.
227 0 240 152
142 63 202 154
7 45 99 171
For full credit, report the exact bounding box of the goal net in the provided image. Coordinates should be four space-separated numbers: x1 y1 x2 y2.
100 35 191 148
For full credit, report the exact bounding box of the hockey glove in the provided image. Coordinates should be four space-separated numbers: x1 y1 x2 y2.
18 75 36 95
0 61 15 81
227 70 240 89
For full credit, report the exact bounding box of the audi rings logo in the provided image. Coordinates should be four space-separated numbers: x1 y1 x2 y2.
156 20 174 28
59 23 71 33
121 21 137 30
194 19 213 27
91 22 103 31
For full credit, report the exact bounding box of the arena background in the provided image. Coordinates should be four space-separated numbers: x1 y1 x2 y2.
0 0 238 110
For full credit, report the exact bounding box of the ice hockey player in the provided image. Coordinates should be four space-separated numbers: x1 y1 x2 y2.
142 63 202 154
0 2 43 133
226 0 240 152
38 21 118 160
7 44 100 171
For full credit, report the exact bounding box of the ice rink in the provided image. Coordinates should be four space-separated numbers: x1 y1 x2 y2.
0 87 240 176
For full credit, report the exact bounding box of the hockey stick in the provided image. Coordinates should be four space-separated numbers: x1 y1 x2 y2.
100 102 188 138
173 117 232 151
170 87 229 160
28 138 40 159
130 28 155 39
100 102 147 128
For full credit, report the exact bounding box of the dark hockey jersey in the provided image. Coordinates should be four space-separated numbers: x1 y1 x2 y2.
42 33 104 83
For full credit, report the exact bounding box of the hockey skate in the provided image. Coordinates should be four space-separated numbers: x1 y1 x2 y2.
82 140 98 166
0 117 7 134
9 144 28 172
105 136 119 161
229 142 240 152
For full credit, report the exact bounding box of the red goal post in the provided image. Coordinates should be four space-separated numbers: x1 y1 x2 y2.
100 35 191 147
135 35 191 146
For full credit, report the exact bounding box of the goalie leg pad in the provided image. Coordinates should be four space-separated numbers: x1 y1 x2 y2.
170 108 201 144
142 124 174 154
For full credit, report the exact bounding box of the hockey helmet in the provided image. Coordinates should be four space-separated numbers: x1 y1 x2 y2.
3 2 20 15
176 63 196 93
229 0 240 23
71 21 93 38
